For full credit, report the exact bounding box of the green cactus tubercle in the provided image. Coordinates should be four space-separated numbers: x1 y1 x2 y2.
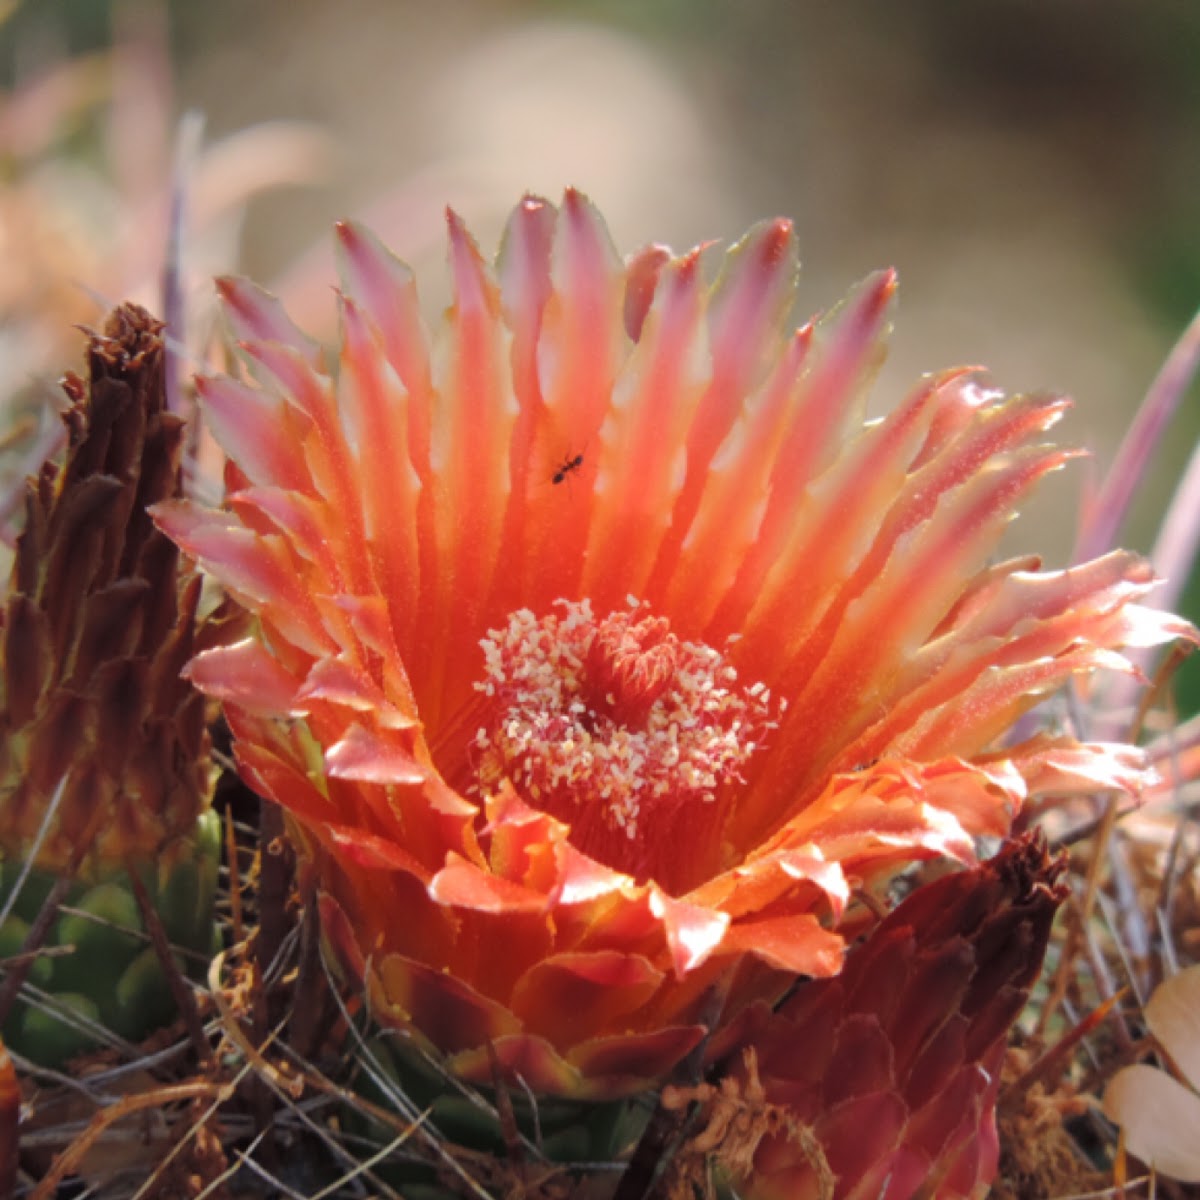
0 807 221 1066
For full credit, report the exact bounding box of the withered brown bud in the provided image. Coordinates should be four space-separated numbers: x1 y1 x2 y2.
0 303 209 877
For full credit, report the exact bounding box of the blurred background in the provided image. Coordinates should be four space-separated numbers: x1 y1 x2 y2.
1 0 1198 699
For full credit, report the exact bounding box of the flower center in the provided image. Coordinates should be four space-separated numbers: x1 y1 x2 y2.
473 599 778 887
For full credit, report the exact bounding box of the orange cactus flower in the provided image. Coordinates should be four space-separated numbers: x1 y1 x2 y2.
155 191 1190 1098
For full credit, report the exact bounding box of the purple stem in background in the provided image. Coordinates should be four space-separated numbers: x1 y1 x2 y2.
1149 710 1200 765
1101 435 1200 733
1087 309 1200 738
1151 435 1200 617
1074 305 1200 565
162 110 205 422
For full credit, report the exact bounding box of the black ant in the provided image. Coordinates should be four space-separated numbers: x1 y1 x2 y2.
551 452 584 485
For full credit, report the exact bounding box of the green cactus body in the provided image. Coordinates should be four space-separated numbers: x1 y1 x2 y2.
0 808 221 1066
344 1032 644 1194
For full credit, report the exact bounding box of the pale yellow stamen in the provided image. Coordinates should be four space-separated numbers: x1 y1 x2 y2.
473 599 776 841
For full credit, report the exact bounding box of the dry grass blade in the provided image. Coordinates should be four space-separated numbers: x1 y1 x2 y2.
31 1078 225 1199
0 775 69 933
206 948 302 1102
127 868 213 1069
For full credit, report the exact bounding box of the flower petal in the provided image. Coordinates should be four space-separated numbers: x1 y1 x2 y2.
197 373 314 491
429 853 550 914
371 951 522 1054
509 950 666 1047
566 1024 708 1093
718 913 845 977
184 639 300 714
324 723 428 785
335 219 434 409
648 885 730 976
324 822 431 877
216 275 322 366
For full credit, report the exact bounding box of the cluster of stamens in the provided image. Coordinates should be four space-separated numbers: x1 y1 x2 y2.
473 599 779 842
